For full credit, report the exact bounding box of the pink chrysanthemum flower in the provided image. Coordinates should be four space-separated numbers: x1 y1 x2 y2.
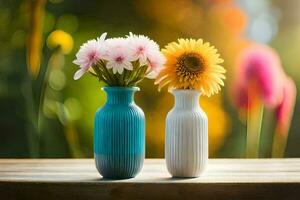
105 38 134 74
232 44 284 109
127 32 159 65
275 76 297 136
73 33 107 80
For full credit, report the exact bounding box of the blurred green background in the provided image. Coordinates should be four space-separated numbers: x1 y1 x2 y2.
0 0 299 158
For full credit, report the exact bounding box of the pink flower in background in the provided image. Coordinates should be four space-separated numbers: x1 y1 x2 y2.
232 43 289 158
275 76 297 135
233 81 249 109
105 38 134 74
73 33 107 80
127 32 160 65
232 44 285 109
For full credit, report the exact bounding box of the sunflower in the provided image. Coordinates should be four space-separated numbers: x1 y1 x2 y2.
155 38 226 96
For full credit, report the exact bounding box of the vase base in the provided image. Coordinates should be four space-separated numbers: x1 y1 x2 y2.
167 165 207 178
171 174 201 178
95 154 144 179
101 176 135 180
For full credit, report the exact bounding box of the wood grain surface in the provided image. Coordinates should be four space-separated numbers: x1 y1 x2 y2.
0 159 300 200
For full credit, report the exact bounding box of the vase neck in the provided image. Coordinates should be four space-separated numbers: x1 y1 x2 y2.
103 87 139 105
172 90 201 110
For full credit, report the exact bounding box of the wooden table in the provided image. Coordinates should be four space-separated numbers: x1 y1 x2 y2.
0 159 300 200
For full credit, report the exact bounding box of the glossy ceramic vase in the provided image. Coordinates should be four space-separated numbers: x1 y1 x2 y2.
165 89 208 177
94 87 145 179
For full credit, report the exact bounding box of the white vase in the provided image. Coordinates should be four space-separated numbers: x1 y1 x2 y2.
165 89 208 177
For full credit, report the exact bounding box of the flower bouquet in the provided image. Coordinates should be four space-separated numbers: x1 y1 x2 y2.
73 32 164 179
74 32 164 85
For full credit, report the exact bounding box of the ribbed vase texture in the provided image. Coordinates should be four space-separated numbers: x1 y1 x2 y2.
94 87 145 179
166 89 208 177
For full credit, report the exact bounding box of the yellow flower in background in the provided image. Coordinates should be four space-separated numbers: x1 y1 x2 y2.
47 30 74 54
27 0 46 78
155 38 226 96
201 95 230 155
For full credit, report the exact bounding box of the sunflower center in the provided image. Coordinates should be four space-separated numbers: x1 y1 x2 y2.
180 53 205 73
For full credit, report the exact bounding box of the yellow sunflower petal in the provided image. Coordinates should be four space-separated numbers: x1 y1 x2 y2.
155 38 226 96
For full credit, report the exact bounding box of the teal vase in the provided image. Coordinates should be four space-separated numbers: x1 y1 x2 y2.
94 87 145 179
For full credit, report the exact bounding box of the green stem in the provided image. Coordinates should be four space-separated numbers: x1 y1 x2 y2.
246 96 264 158
24 47 53 158
100 61 116 85
89 71 98 77
127 65 148 86
123 69 130 86
92 65 106 83
24 75 40 158
37 52 53 131
271 129 287 158
118 72 125 86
